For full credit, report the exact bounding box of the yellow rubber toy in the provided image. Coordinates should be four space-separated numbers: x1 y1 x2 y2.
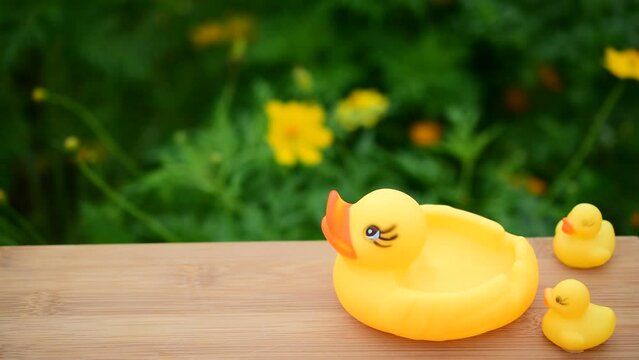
321 188 539 341
553 203 615 268
542 279 616 352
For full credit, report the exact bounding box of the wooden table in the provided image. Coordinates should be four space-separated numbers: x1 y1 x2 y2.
1 237 638 359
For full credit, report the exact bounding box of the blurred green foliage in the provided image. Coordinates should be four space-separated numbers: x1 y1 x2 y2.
1 0 638 245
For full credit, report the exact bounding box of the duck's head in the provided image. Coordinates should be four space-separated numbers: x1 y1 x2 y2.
321 189 427 267
561 203 602 238
544 279 590 318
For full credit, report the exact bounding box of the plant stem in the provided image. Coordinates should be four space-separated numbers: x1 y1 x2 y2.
459 156 475 205
3 206 47 244
77 160 180 242
45 91 141 176
549 82 625 198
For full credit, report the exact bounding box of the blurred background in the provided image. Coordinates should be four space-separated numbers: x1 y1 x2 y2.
1 0 638 245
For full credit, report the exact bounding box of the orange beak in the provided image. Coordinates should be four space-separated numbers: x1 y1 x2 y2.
543 288 552 307
321 190 356 259
562 217 575 234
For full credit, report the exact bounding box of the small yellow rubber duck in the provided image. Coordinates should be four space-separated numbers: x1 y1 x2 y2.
542 279 616 352
553 203 615 268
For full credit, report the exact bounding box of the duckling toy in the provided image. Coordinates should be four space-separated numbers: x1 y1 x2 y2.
553 203 615 268
320 189 539 341
542 279 616 352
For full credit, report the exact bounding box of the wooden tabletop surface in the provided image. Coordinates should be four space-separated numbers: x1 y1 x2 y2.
1 237 638 359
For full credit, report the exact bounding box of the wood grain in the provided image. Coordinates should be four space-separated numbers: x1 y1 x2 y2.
1 237 638 359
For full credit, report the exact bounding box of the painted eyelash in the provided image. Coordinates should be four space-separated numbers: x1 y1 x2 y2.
373 241 392 248
555 296 568 305
380 225 396 233
379 234 398 241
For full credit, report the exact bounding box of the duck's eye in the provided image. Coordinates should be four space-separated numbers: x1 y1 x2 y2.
365 225 381 240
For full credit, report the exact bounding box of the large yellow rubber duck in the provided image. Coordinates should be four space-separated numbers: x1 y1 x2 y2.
321 189 539 341
553 203 615 268
542 279 616 352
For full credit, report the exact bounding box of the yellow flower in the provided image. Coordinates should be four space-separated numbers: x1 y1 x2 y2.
538 64 563 92
631 211 639 228
336 89 389 131
409 120 442 147
508 175 547 196
0 188 6 205
604 47 639 80
64 136 80 152
292 66 314 93
76 144 106 164
32 87 47 102
526 177 547 196
209 152 222 164
503 86 529 114
225 15 253 41
265 101 333 166
191 22 226 48
190 15 253 49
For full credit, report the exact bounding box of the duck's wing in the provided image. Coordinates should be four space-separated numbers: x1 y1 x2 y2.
555 331 586 352
599 220 616 250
